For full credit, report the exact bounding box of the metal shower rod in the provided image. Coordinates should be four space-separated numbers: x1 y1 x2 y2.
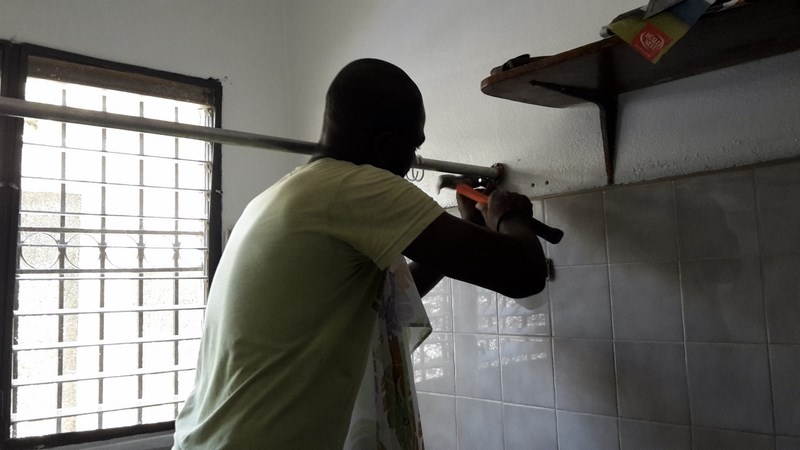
0 96 502 180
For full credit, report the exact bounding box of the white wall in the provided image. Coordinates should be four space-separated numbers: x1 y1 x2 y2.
4 0 798 214
0 0 306 232
281 0 800 205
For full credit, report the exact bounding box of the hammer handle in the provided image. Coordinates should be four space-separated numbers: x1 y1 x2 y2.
526 216 564 244
456 183 489 203
456 184 564 244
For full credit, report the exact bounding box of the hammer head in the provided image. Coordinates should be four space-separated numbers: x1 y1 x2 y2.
436 174 487 194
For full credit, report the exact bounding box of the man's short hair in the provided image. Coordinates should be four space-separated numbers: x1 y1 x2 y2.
324 59 422 138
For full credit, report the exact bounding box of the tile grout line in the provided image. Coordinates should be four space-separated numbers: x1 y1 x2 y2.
449 277 461 450
551 251 800 269
544 198 561 450
673 178 696 448
547 291 559 450
494 290 506 450
601 189 623 450
751 168 779 441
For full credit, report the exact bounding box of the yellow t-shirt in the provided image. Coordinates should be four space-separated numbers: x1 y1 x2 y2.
173 158 445 449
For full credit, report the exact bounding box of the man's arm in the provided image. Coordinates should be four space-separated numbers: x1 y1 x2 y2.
407 261 446 298
406 188 489 297
403 190 547 299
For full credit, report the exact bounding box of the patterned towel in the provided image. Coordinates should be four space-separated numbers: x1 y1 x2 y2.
344 257 431 450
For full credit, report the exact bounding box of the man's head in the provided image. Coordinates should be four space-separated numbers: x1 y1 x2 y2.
318 59 425 176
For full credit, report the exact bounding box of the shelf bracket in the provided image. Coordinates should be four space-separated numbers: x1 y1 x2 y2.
529 81 618 185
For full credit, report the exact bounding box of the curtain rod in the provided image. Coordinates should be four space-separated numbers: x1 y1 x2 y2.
0 96 503 181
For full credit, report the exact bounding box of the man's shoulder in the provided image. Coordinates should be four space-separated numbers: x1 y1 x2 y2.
295 158 407 190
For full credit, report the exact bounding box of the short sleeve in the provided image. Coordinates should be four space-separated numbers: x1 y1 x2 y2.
326 165 445 270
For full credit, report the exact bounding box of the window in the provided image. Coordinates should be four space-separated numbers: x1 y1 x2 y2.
1 42 222 447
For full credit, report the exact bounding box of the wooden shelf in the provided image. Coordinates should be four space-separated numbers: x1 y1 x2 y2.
480 0 800 183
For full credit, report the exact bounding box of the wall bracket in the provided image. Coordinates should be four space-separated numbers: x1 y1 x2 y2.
530 81 618 185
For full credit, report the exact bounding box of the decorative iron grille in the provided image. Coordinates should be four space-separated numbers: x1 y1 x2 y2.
10 71 216 438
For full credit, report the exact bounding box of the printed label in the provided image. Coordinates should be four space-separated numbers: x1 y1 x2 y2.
632 23 673 61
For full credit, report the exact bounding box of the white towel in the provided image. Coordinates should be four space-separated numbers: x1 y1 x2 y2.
344 257 431 450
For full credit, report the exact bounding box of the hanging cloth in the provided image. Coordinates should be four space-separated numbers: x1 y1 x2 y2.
344 256 432 450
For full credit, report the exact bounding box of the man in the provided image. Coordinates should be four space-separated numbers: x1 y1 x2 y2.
173 58 547 449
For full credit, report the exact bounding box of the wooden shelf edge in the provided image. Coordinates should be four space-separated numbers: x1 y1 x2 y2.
480 0 800 109
479 0 800 186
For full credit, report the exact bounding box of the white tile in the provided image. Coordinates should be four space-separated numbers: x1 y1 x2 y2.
770 344 800 436
421 278 453 332
455 397 503 450
532 199 545 222
553 338 617 416
412 332 454 395
681 257 766 343
533 199 550 258
550 266 612 339
618 419 689 450
691 427 775 450
610 262 683 341
777 435 800 450
763 255 800 344
500 337 554 408
417 393 456 450
503 404 557 450
675 170 759 260
686 343 773 434
556 410 619 450
545 191 607 266
615 341 689 424
605 181 677 263
454 334 500 400
755 161 800 255
498 290 550 336
452 279 497 334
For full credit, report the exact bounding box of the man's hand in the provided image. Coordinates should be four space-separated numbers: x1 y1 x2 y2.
405 186 548 298
456 182 495 227
477 190 533 232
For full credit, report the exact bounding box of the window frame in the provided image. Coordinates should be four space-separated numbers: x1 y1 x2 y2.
0 40 222 448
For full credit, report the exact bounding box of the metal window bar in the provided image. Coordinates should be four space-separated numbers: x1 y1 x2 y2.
98 93 108 429
171 105 181 418
13 335 202 352
20 227 204 236
16 267 203 275
0 95 504 180
14 305 205 317
20 209 209 224
136 99 146 426
20 175 212 194
9 89 214 434
18 242 207 252
56 87 68 434
0 47 222 444
11 395 187 423
16 274 207 281
24 141 212 163
12 364 196 388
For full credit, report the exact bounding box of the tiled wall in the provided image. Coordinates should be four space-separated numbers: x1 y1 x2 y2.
413 159 800 450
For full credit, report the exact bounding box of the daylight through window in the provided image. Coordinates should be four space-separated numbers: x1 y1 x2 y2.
8 59 219 439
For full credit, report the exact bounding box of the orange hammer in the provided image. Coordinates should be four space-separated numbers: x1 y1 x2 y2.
438 176 564 244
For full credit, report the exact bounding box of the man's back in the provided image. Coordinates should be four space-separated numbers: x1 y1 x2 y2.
173 158 444 449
